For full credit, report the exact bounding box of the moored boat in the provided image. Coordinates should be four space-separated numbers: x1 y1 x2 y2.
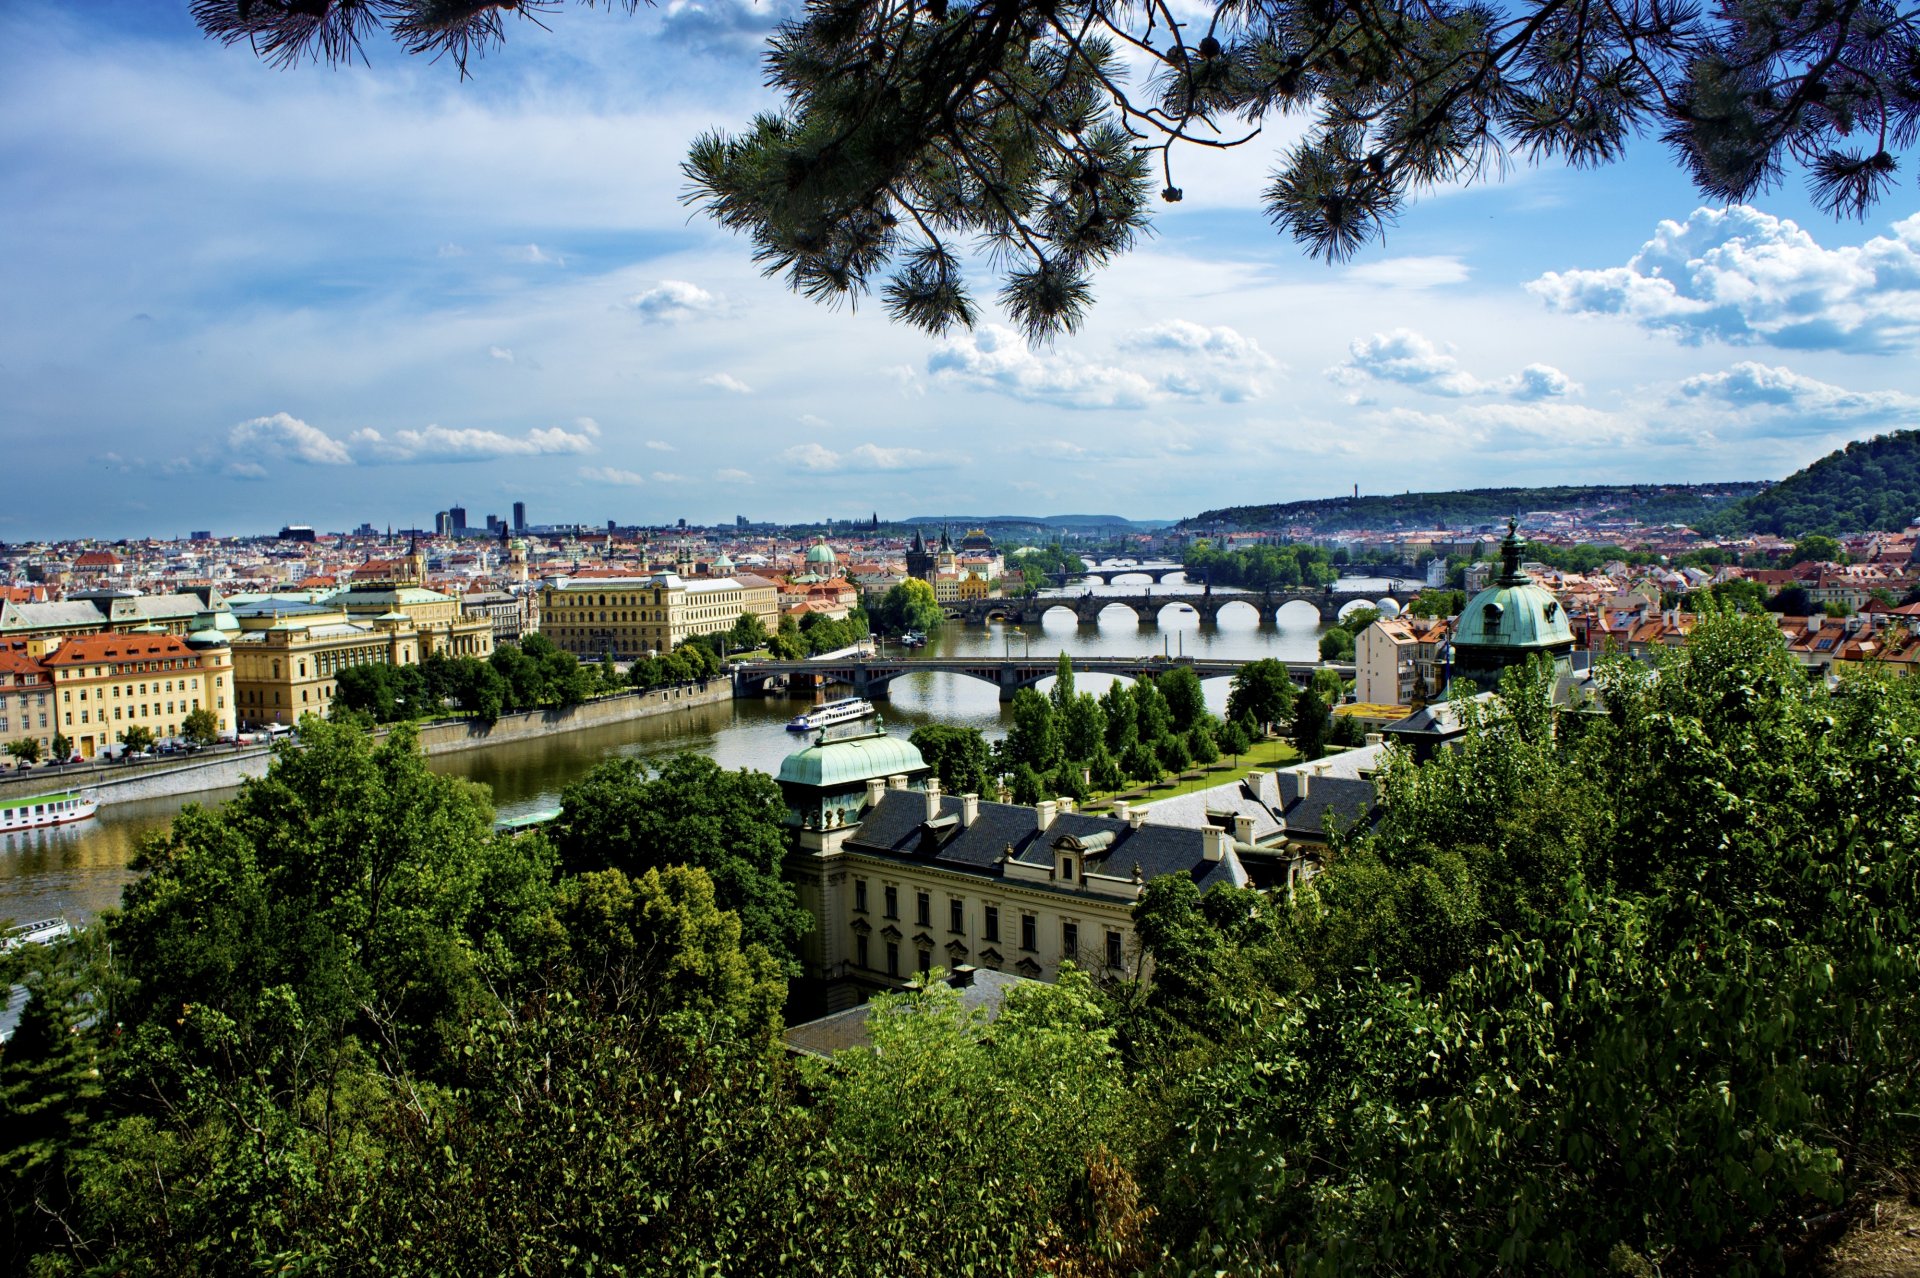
2 916 75 953
786 696 878 732
0 791 98 835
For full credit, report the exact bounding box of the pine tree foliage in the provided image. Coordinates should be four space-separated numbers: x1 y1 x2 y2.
193 0 1920 338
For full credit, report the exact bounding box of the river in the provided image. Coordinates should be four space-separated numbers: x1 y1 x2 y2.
0 577 1408 926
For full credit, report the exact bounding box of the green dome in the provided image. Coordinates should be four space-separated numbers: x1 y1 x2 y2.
1454 520 1575 651
805 540 838 566
777 730 926 788
185 628 230 648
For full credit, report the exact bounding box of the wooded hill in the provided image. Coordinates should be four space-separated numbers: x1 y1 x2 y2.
1181 483 1765 533
1695 431 1920 537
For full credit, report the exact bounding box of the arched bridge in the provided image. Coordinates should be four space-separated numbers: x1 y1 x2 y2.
951 587 1412 628
1048 560 1190 586
734 655 1352 703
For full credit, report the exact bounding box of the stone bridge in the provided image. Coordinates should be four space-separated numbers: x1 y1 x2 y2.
1048 560 1190 586
950 587 1412 628
733 655 1351 703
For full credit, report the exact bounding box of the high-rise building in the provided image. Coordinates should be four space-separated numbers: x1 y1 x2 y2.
512 501 527 534
449 505 468 534
486 514 503 534
434 511 453 537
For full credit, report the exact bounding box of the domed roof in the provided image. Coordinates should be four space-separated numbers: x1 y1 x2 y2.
713 550 735 570
184 628 230 648
777 729 926 788
805 539 838 566
1453 519 1575 650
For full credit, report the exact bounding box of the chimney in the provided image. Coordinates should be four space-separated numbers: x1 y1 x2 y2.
1202 826 1228 862
1296 769 1310 799
1128 808 1149 830
1057 796 1075 815
960 792 979 827
1365 732 1383 747
887 773 908 790
947 964 977 989
1036 800 1057 831
1112 799 1131 823
924 777 942 822
1233 814 1255 845
865 777 887 809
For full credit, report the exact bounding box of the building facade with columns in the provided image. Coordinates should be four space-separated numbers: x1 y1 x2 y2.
778 726 1250 1016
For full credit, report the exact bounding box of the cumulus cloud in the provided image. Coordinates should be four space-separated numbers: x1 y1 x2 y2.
652 471 686 483
714 467 754 483
646 438 676 451
628 280 724 323
228 411 598 466
1527 205 1920 353
782 442 942 473
579 465 648 486
929 322 1273 409
229 412 354 465
701 372 753 394
489 346 514 363
1327 330 1581 400
657 0 792 52
1346 255 1471 288
1677 361 1920 419
223 460 269 480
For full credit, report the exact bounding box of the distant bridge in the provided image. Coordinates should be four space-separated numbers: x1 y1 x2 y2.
951 586 1412 628
1045 559 1425 588
734 655 1351 703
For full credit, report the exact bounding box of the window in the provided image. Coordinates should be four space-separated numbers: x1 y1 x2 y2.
886 941 899 977
854 879 868 913
915 890 931 927
1062 856 1076 882
1020 913 1037 953
984 905 999 942
1106 930 1123 970
1062 922 1079 958
883 886 898 919
855 933 869 969
949 898 964 934
917 948 931 976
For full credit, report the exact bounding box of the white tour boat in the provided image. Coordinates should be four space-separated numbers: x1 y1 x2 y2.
786 696 878 733
2 916 75 953
0 791 98 835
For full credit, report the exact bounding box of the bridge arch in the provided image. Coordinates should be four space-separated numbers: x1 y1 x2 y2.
1275 598 1325 628
1209 597 1265 628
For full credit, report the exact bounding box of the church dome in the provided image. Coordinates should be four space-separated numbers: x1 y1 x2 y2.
805 539 838 567
713 550 735 571
184 628 230 649
1453 519 1575 651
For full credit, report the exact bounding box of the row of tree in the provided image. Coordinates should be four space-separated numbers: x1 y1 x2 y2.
1181 540 1342 592
7 612 1913 1274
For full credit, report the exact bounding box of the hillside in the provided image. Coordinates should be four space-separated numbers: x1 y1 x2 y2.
1697 431 1920 537
1181 483 1765 533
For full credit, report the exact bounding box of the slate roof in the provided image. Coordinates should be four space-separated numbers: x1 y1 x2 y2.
782 967 1032 1057
1143 761 1381 845
844 790 1248 894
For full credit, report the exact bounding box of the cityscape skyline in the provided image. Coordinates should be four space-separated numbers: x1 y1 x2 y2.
5 1 1920 540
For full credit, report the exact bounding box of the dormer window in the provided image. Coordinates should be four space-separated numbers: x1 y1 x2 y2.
1061 856 1076 882
1543 601 1559 621
1482 602 1503 627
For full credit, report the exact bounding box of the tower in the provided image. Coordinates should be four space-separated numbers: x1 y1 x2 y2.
1447 517 1575 695
905 526 934 582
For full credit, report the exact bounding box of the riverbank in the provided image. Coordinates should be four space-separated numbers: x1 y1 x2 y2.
0 680 732 810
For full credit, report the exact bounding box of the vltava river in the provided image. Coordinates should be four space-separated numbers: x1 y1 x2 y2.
1 579 1404 926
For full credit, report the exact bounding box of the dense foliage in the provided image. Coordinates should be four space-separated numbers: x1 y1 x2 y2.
1005 544 1089 597
1185 483 1761 533
5 610 1915 1274
1183 539 1340 590
198 2 1920 337
868 577 944 636
1698 429 1920 536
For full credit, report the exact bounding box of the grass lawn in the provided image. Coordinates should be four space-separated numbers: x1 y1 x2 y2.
1081 737 1302 811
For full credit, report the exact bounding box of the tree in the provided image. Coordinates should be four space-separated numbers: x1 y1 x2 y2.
1157 666 1207 733
1291 685 1330 759
910 723 993 796
1790 532 1846 565
1121 739 1162 788
198 2 1920 342
1089 744 1127 795
1406 588 1466 618
1003 687 1061 773
553 754 811 968
1317 626 1356 662
1227 659 1295 734
1058 690 1107 762
727 609 772 652
1155 731 1193 777
181 707 220 748
5 737 40 766
1100 678 1138 755
1188 719 1221 768
50 733 70 762
872 578 943 637
117 724 156 755
1219 716 1254 766
1050 650 1076 710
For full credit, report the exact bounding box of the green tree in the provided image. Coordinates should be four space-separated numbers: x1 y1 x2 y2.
1405 588 1466 617
1002 687 1061 773
727 609 772 652
50 733 70 762
1100 679 1138 754
1088 744 1127 795
909 723 993 797
1049 650 1075 710
180 706 220 747
1226 659 1295 734
1122 740 1162 788
1155 731 1192 777
553 754 810 969
1291 686 1330 760
871 577 944 637
117 724 156 755
5 737 39 766
1058 691 1107 762
1157 666 1207 733
1790 532 1846 564
1188 719 1220 769
1318 626 1356 662
1219 717 1254 766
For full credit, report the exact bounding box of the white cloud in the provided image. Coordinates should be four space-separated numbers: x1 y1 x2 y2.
646 438 677 451
1346 255 1471 288
229 412 354 465
489 346 514 363
1527 205 1920 353
579 465 648 486
652 471 686 483
714 467 754 483
628 279 724 323
1328 330 1580 400
701 372 753 394
929 322 1273 409
782 442 942 473
514 243 566 267
223 460 268 480
1677 362 1920 420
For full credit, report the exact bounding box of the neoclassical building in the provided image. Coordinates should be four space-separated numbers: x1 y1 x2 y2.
778 726 1250 1015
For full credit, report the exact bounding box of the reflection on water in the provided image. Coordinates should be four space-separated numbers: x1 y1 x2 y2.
2 579 1398 927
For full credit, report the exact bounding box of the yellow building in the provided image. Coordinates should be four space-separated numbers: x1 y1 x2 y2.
228 600 421 729
42 630 237 759
540 573 780 658
0 645 58 761
329 584 493 660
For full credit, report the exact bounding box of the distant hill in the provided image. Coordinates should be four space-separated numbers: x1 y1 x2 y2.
1697 431 1920 537
1181 484 1766 533
903 514 1174 530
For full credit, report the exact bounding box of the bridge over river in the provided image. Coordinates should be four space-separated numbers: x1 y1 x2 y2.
1044 560 1426 588
950 585 1413 628
734 655 1352 703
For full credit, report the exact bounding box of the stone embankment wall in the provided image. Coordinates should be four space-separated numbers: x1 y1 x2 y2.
0 681 732 809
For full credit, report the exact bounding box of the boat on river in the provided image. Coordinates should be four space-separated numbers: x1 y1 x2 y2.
2 916 75 953
0 791 97 835
786 697 877 733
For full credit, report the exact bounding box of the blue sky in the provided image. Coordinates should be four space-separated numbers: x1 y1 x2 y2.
4 1 1919 539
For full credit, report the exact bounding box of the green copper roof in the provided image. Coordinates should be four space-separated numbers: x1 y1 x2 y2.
776 730 926 788
1453 518 1576 650
805 540 837 565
